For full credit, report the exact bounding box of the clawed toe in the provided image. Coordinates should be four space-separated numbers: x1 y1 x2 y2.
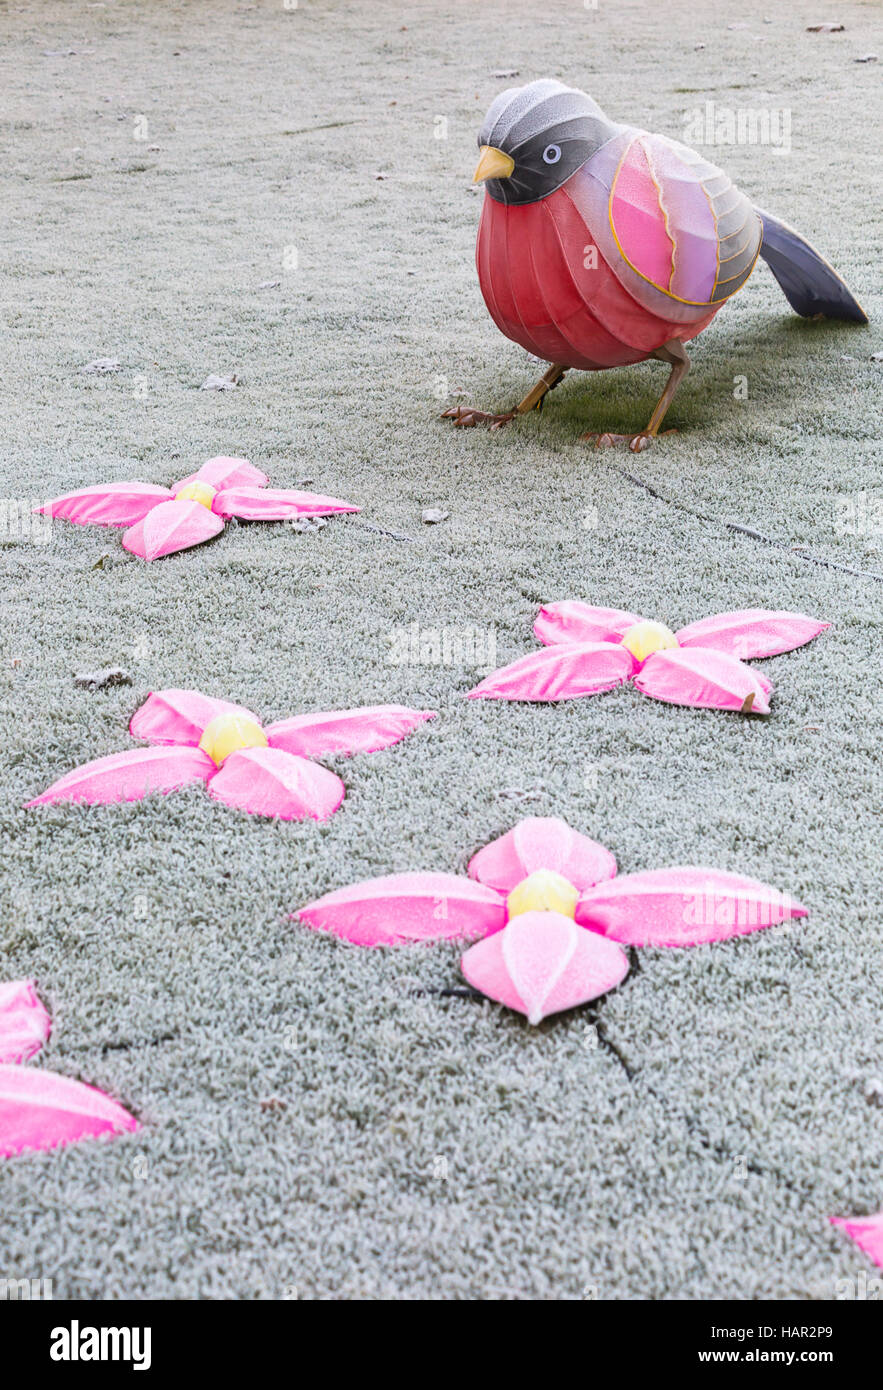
629 433 654 453
440 406 516 429
580 428 678 451
581 431 641 449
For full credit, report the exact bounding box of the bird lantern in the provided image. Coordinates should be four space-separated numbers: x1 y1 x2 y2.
444 80 866 449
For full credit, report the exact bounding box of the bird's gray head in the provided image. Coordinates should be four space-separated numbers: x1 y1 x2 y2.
475 79 621 206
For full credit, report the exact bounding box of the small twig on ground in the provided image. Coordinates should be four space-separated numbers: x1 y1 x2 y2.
346 520 422 544
607 463 883 583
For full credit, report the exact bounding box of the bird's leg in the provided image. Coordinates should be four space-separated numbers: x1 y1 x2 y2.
582 340 690 453
515 364 568 414
441 364 568 430
642 339 691 438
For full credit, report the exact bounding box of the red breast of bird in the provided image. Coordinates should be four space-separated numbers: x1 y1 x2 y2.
474 80 762 370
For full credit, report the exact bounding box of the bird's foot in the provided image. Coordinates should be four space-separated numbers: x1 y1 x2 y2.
440 405 516 430
581 428 677 453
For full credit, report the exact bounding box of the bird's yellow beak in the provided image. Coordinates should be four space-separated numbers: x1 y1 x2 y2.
473 145 514 183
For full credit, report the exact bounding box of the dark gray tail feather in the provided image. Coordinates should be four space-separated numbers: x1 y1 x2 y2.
756 208 868 323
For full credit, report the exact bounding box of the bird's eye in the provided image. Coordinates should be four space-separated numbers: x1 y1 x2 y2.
542 144 562 165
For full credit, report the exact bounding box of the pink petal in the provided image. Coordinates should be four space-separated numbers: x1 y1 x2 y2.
0 981 51 1064
171 456 269 493
468 816 617 892
266 705 436 757
130 689 262 745
634 646 772 713
461 910 630 1025
830 1213 883 1269
37 482 172 528
25 745 215 807
212 486 360 520
676 609 830 659
207 747 345 820
467 642 636 701
121 497 225 561
0 1065 138 1158
577 865 807 946
298 871 506 946
533 602 642 646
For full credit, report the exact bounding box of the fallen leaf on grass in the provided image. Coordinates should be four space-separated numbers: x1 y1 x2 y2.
80 358 120 374
73 667 133 690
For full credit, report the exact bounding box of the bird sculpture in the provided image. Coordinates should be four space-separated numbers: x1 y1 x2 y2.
443 80 866 450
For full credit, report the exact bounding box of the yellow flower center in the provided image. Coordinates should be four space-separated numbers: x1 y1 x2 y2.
198 713 267 767
620 620 678 663
507 869 579 921
176 481 217 510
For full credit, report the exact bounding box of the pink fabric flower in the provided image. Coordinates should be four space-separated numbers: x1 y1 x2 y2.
37 455 360 561
298 816 807 1023
468 603 829 714
0 980 138 1158
0 980 51 1065
830 1212 883 1269
27 689 436 822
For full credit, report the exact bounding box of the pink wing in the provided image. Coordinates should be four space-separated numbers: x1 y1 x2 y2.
130 689 262 746
577 865 807 946
0 1064 138 1158
122 498 225 561
611 136 682 293
533 603 642 646
37 482 172 528
467 642 636 701
634 647 772 714
298 871 506 946
25 746 215 807
676 609 830 660
830 1212 883 1269
461 910 630 1025
207 747 345 820
212 486 359 520
608 133 761 306
468 816 617 892
171 456 269 493
0 981 51 1064
266 706 436 758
